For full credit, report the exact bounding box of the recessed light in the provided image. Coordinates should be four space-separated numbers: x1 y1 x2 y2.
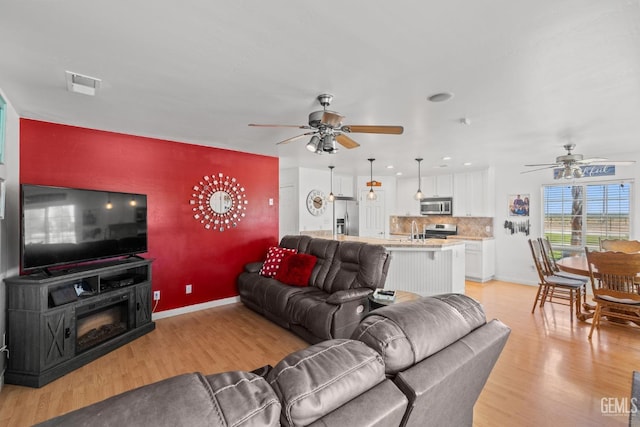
428 92 454 102
463 162 472 166
386 165 394 169
396 172 403 176
442 156 451 161
433 165 449 168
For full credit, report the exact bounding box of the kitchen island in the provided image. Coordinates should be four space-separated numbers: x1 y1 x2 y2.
317 235 466 296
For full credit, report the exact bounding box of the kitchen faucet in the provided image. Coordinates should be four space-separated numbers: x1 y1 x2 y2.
410 220 418 242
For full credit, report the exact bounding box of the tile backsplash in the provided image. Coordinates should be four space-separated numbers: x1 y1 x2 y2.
390 215 494 238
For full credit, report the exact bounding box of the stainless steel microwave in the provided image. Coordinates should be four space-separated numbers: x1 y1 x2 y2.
420 197 453 215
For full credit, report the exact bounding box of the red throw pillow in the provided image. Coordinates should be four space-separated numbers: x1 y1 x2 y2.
260 246 297 277
275 253 318 287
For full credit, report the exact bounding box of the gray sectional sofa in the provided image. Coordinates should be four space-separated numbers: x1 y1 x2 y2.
237 235 391 343
37 294 511 427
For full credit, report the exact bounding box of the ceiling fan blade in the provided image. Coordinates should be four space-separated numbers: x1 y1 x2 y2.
577 157 608 164
276 132 315 145
521 165 558 174
341 125 404 135
606 160 636 165
523 163 560 167
321 111 345 128
335 133 360 149
579 159 636 165
249 123 311 129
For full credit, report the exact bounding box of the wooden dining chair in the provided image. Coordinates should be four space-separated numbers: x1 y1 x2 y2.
538 237 590 283
585 248 640 339
599 239 640 253
528 239 586 316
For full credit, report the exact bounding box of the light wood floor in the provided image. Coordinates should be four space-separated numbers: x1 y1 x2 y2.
1 280 638 426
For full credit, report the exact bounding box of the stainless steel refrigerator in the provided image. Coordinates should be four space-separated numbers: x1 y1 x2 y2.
333 196 359 236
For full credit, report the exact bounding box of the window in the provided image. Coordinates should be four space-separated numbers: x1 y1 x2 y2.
543 182 631 256
24 205 77 244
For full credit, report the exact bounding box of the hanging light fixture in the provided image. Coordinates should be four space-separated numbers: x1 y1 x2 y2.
105 193 113 210
367 158 377 200
414 158 424 200
328 165 336 202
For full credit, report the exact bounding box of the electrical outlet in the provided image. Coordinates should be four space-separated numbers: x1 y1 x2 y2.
186 284 192 294
153 290 160 301
485 225 491 233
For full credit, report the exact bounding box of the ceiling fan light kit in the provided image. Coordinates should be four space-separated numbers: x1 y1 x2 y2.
250 94 403 154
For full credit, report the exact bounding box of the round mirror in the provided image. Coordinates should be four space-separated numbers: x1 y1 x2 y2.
210 190 233 214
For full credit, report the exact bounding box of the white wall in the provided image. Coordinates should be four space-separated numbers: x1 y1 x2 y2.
297 167 334 233
493 155 640 286
0 88 20 391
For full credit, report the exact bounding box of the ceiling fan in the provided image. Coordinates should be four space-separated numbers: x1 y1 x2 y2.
522 143 635 179
248 94 404 154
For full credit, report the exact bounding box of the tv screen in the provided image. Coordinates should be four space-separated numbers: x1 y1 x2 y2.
21 184 148 271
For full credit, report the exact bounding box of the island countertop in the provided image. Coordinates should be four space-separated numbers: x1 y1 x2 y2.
327 234 465 249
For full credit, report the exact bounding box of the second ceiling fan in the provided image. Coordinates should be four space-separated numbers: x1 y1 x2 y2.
522 143 635 178
248 94 404 154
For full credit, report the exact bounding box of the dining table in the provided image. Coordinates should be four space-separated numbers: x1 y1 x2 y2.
557 253 640 323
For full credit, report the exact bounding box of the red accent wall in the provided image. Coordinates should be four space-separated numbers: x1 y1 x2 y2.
20 119 279 312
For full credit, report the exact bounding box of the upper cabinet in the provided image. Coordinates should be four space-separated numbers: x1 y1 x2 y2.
334 175 354 197
453 168 495 217
421 174 453 198
395 177 420 216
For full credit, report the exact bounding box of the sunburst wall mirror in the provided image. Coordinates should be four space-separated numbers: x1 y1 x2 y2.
190 173 248 231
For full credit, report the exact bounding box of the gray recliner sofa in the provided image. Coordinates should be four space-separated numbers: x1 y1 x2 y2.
37 294 510 427
237 235 391 343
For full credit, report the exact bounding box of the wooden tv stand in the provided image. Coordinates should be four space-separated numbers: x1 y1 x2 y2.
4 258 155 388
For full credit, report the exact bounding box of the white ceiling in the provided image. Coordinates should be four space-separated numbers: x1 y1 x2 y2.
1 0 639 179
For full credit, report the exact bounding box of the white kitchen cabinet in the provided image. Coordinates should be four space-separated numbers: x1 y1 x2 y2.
395 177 420 216
453 168 495 217
421 174 453 198
335 175 354 197
461 239 495 282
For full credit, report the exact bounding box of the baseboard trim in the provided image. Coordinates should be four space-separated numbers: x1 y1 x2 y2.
151 296 241 320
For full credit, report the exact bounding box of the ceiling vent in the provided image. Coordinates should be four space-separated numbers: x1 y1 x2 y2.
65 71 101 96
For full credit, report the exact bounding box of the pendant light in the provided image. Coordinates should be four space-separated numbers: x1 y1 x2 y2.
328 165 336 202
105 193 113 210
367 158 377 200
414 158 424 200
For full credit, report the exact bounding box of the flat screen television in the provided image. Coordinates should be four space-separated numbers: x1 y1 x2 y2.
21 184 148 271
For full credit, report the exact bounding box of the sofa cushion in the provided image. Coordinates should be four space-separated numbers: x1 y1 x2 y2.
352 294 487 375
36 373 223 427
267 339 385 427
287 289 338 340
205 371 281 427
275 253 318 286
260 246 296 277
322 241 389 293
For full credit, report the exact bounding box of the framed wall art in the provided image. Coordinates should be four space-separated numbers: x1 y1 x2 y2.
508 193 529 217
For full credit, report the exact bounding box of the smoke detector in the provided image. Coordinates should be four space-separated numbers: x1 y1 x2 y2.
65 71 101 96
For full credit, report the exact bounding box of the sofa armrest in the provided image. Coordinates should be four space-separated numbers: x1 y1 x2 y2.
244 262 264 273
326 288 373 305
